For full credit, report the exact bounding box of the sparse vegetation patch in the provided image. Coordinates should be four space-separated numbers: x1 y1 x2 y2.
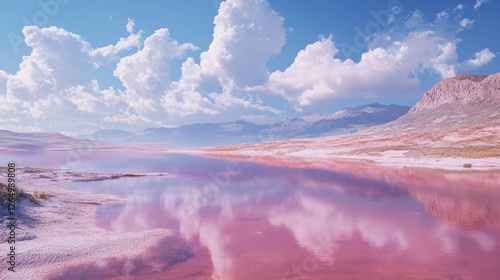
349 146 409 155
406 146 500 158
33 191 53 199
0 182 26 208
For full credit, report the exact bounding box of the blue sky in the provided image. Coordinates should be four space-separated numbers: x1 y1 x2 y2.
0 0 498 135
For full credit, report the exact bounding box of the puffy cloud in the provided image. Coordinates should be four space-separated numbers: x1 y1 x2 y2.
459 18 474 30
267 29 457 109
0 23 142 133
126 18 135 33
436 11 449 19
66 84 100 113
0 1 288 134
158 0 286 120
465 48 496 67
0 0 496 133
91 33 141 65
267 10 493 110
114 28 197 113
200 0 286 89
15 26 94 92
431 42 458 78
16 25 140 92
161 58 218 117
454 4 465 12
474 0 489 10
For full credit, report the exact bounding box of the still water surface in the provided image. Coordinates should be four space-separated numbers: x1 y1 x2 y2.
26 152 500 279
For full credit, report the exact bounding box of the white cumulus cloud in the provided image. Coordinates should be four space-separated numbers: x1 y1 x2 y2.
161 58 218 117
266 10 494 111
114 28 197 113
465 48 496 67
0 0 496 133
474 0 489 10
158 0 287 120
200 0 286 89
0 23 141 133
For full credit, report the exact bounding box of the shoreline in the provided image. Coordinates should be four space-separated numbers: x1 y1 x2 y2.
187 149 500 172
1 151 498 279
0 168 171 280
0 153 498 279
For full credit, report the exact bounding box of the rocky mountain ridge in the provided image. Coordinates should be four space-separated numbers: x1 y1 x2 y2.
80 103 410 147
205 72 500 168
409 73 500 113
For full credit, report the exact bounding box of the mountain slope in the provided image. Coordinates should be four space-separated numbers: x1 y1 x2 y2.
410 73 499 113
390 73 500 131
81 103 409 147
0 130 107 151
300 103 410 136
204 72 500 169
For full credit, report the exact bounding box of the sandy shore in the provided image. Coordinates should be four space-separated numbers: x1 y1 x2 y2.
187 148 500 172
0 168 171 280
190 116 500 172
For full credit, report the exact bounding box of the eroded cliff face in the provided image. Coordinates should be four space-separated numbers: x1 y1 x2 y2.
409 73 500 114
386 72 500 136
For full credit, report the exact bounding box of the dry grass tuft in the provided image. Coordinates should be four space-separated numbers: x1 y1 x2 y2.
33 191 53 199
24 167 54 173
0 182 27 207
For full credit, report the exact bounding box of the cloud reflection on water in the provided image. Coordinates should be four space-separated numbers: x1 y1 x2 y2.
65 155 500 279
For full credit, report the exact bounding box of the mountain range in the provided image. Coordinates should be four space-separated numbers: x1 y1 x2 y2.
1 72 498 161
78 103 410 147
204 72 500 167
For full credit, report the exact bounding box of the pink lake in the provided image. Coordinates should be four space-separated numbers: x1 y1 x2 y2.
45 153 500 279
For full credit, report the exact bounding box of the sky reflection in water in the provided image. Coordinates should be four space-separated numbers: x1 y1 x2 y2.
55 153 500 279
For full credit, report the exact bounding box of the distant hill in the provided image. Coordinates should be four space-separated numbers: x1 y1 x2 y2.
203 72 500 168
388 73 500 131
78 103 410 147
0 103 409 151
0 130 108 151
409 73 498 113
